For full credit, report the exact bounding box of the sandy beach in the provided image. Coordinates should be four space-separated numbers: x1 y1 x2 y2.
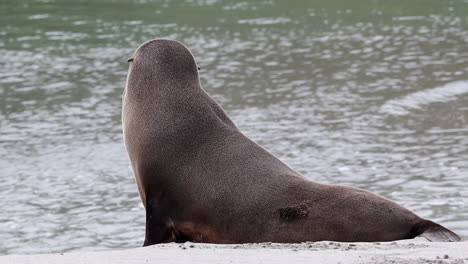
2 238 467 264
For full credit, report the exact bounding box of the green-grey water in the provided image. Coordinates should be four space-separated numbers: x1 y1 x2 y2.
1 0 468 255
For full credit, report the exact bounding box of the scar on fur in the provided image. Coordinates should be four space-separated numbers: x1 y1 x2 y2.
277 202 309 222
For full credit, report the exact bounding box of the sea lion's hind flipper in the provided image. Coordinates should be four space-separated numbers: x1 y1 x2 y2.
420 224 461 242
415 220 461 242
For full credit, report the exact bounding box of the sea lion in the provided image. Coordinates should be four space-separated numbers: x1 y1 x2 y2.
122 39 461 246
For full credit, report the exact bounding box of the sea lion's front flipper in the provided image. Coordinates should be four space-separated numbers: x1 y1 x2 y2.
143 199 176 246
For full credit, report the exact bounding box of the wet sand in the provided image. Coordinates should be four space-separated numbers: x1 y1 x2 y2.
2 238 467 264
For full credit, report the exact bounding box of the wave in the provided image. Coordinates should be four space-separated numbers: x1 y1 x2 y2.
380 81 468 116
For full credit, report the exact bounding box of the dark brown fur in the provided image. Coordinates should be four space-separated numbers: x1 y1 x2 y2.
278 203 309 222
122 39 461 246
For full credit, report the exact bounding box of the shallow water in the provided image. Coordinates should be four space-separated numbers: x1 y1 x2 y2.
1 0 467 255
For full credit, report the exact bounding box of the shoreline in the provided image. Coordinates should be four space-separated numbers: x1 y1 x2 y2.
2 238 468 264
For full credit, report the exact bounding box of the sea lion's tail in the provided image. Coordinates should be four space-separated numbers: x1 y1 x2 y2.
414 220 461 242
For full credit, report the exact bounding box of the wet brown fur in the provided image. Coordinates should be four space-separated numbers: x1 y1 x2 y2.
278 202 310 222
122 39 461 246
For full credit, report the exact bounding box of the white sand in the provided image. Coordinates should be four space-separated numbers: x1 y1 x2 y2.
2 239 467 264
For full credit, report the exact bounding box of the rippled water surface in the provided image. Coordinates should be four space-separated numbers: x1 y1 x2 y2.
1 0 468 255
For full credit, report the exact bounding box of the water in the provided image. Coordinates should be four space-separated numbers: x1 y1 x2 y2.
1 0 468 255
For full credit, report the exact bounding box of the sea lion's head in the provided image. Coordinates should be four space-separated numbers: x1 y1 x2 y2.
125 39 200 98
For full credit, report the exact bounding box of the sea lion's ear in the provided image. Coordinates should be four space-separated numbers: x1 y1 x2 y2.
197 67 201 71
127 57 134 62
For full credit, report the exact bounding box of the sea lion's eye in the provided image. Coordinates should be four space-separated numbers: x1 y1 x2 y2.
127 57 134 62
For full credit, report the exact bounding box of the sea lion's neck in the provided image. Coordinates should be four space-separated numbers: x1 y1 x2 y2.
125 70 200 102
124 81 234 154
